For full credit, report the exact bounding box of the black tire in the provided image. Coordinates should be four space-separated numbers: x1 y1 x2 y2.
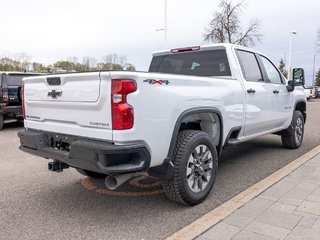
0 114 3 130
75 168 106 178
162 130 218 206
281 110 304 149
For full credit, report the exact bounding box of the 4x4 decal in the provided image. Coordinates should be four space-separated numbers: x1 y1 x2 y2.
143 79 170 85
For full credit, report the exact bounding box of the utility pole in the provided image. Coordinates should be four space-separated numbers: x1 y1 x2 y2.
156 0 168 49
164 0 167 48
312 53 316 85
287 31 297 81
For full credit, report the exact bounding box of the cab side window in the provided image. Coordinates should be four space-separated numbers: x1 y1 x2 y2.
260 56 283 84
236 50 263 82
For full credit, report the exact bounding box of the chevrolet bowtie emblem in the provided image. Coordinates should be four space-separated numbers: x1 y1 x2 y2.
48 90 62 98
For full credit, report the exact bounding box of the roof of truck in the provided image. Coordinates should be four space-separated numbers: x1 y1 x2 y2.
152 43 265 57
0 71 45 75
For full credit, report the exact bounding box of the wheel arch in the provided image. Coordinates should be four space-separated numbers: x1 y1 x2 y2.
294 101 307 123
168 107 223 159
148 107 223 180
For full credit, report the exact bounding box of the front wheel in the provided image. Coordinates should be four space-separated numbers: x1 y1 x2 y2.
281 110 304 149
162 130 218 206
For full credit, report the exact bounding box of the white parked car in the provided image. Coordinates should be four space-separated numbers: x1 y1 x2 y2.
18 44 307 205
303 86 317 100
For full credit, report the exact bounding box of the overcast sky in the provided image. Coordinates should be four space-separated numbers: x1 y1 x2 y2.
0 0 319 84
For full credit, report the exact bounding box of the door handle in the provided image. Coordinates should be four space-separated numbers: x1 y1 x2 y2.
247 88 256 94
273 89 279 94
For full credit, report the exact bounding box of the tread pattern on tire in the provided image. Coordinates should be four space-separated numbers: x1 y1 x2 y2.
162 130 217 205
281 110 304 149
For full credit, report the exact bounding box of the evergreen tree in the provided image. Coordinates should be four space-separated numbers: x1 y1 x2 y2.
278 58 288 78
315 68 320 86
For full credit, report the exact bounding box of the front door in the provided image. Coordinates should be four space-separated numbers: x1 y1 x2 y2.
259 56 293 129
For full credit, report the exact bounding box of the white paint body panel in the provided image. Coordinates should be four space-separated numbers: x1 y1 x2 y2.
23 44 306 168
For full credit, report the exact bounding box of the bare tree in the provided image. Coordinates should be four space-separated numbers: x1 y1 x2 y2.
100 53 135 71
0 52 32 71
14 53 32 71
124 63 136 71
67 56 79 64
203 0 262 46
82 57 97 71
103 53 127 67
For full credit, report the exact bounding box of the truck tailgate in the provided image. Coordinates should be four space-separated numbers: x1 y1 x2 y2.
23 72 113 141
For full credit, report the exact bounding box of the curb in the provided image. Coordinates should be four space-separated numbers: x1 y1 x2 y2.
166 145 320 240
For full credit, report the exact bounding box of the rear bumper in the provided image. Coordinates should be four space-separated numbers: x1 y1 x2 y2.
18 129 151 174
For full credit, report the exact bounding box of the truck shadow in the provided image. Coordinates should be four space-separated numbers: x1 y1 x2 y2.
25 133 312 240
1 120 24 130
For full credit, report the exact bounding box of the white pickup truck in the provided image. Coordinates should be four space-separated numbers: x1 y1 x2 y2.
18 43 307 205
303 86 317 100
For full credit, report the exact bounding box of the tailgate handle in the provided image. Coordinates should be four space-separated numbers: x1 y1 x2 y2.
47 77 61 86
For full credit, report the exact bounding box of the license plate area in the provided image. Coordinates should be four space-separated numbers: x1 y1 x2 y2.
49 134 75 153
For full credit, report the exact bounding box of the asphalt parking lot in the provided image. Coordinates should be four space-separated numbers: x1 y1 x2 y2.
1 99 320 240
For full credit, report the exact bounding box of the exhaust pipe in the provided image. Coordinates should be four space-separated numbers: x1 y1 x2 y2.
104 173 134 190
48 160 69 172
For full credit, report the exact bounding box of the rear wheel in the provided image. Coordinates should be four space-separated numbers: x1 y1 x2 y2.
162 130 218 205
75 168 106 178
0 114 3 130
281 110 304 149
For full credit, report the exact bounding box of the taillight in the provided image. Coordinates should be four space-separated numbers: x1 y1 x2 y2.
2 89 8 103
171 46 200 53
111 80 137 130
22 83 25 120
310 89 312 94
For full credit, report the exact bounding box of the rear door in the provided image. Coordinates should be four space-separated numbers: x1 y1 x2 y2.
236 49 274 136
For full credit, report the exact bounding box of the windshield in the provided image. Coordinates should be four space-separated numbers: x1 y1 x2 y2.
6 75 25 86
5 74 40 86
149 49 231 77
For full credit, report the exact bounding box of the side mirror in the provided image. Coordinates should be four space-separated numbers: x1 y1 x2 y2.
292 68 305 86
286 80 294 92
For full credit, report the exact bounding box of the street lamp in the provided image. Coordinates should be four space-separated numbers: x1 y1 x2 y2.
164 0 167 48
313 53 316 85
287 31 297 80
156 0 168 49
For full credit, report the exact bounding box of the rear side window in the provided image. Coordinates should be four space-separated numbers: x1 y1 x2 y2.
149 49 231 77
236 50 263 82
